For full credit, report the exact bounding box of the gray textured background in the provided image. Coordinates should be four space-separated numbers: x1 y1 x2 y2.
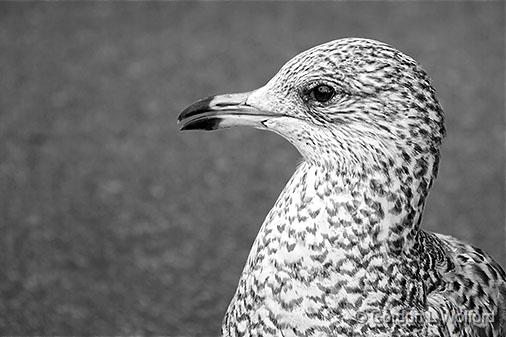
0 2 504 335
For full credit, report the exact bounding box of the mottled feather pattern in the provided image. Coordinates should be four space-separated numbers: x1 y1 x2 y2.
422 232 506 337
181 38 505 336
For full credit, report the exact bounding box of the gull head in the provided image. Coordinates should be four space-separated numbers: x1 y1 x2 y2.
178 38 445 172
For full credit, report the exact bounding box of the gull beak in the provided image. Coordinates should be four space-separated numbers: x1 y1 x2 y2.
178 91 280 131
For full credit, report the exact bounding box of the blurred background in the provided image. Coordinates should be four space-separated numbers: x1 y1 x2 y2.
0 2 504 335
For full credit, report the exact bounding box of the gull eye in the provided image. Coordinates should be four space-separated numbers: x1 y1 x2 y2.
309 84 335 103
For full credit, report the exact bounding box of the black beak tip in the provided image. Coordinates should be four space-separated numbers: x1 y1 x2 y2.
177 96 215 123
180 117 222 131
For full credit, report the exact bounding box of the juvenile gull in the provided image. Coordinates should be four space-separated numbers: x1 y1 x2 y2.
178 38 506 337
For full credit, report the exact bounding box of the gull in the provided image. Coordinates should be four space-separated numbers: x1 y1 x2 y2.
178 38 506 337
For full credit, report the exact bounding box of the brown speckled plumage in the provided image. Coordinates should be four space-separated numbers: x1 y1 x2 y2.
178 38 506 337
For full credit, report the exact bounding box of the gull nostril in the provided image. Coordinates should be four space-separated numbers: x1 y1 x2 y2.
214 102 237 107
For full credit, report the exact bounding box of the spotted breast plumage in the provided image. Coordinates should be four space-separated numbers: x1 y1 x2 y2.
178 38 506 337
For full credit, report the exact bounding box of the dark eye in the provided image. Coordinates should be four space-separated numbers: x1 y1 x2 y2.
309 84 335 103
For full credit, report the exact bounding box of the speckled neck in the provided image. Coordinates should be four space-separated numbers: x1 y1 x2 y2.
223 160 434 336
267 160 430 253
